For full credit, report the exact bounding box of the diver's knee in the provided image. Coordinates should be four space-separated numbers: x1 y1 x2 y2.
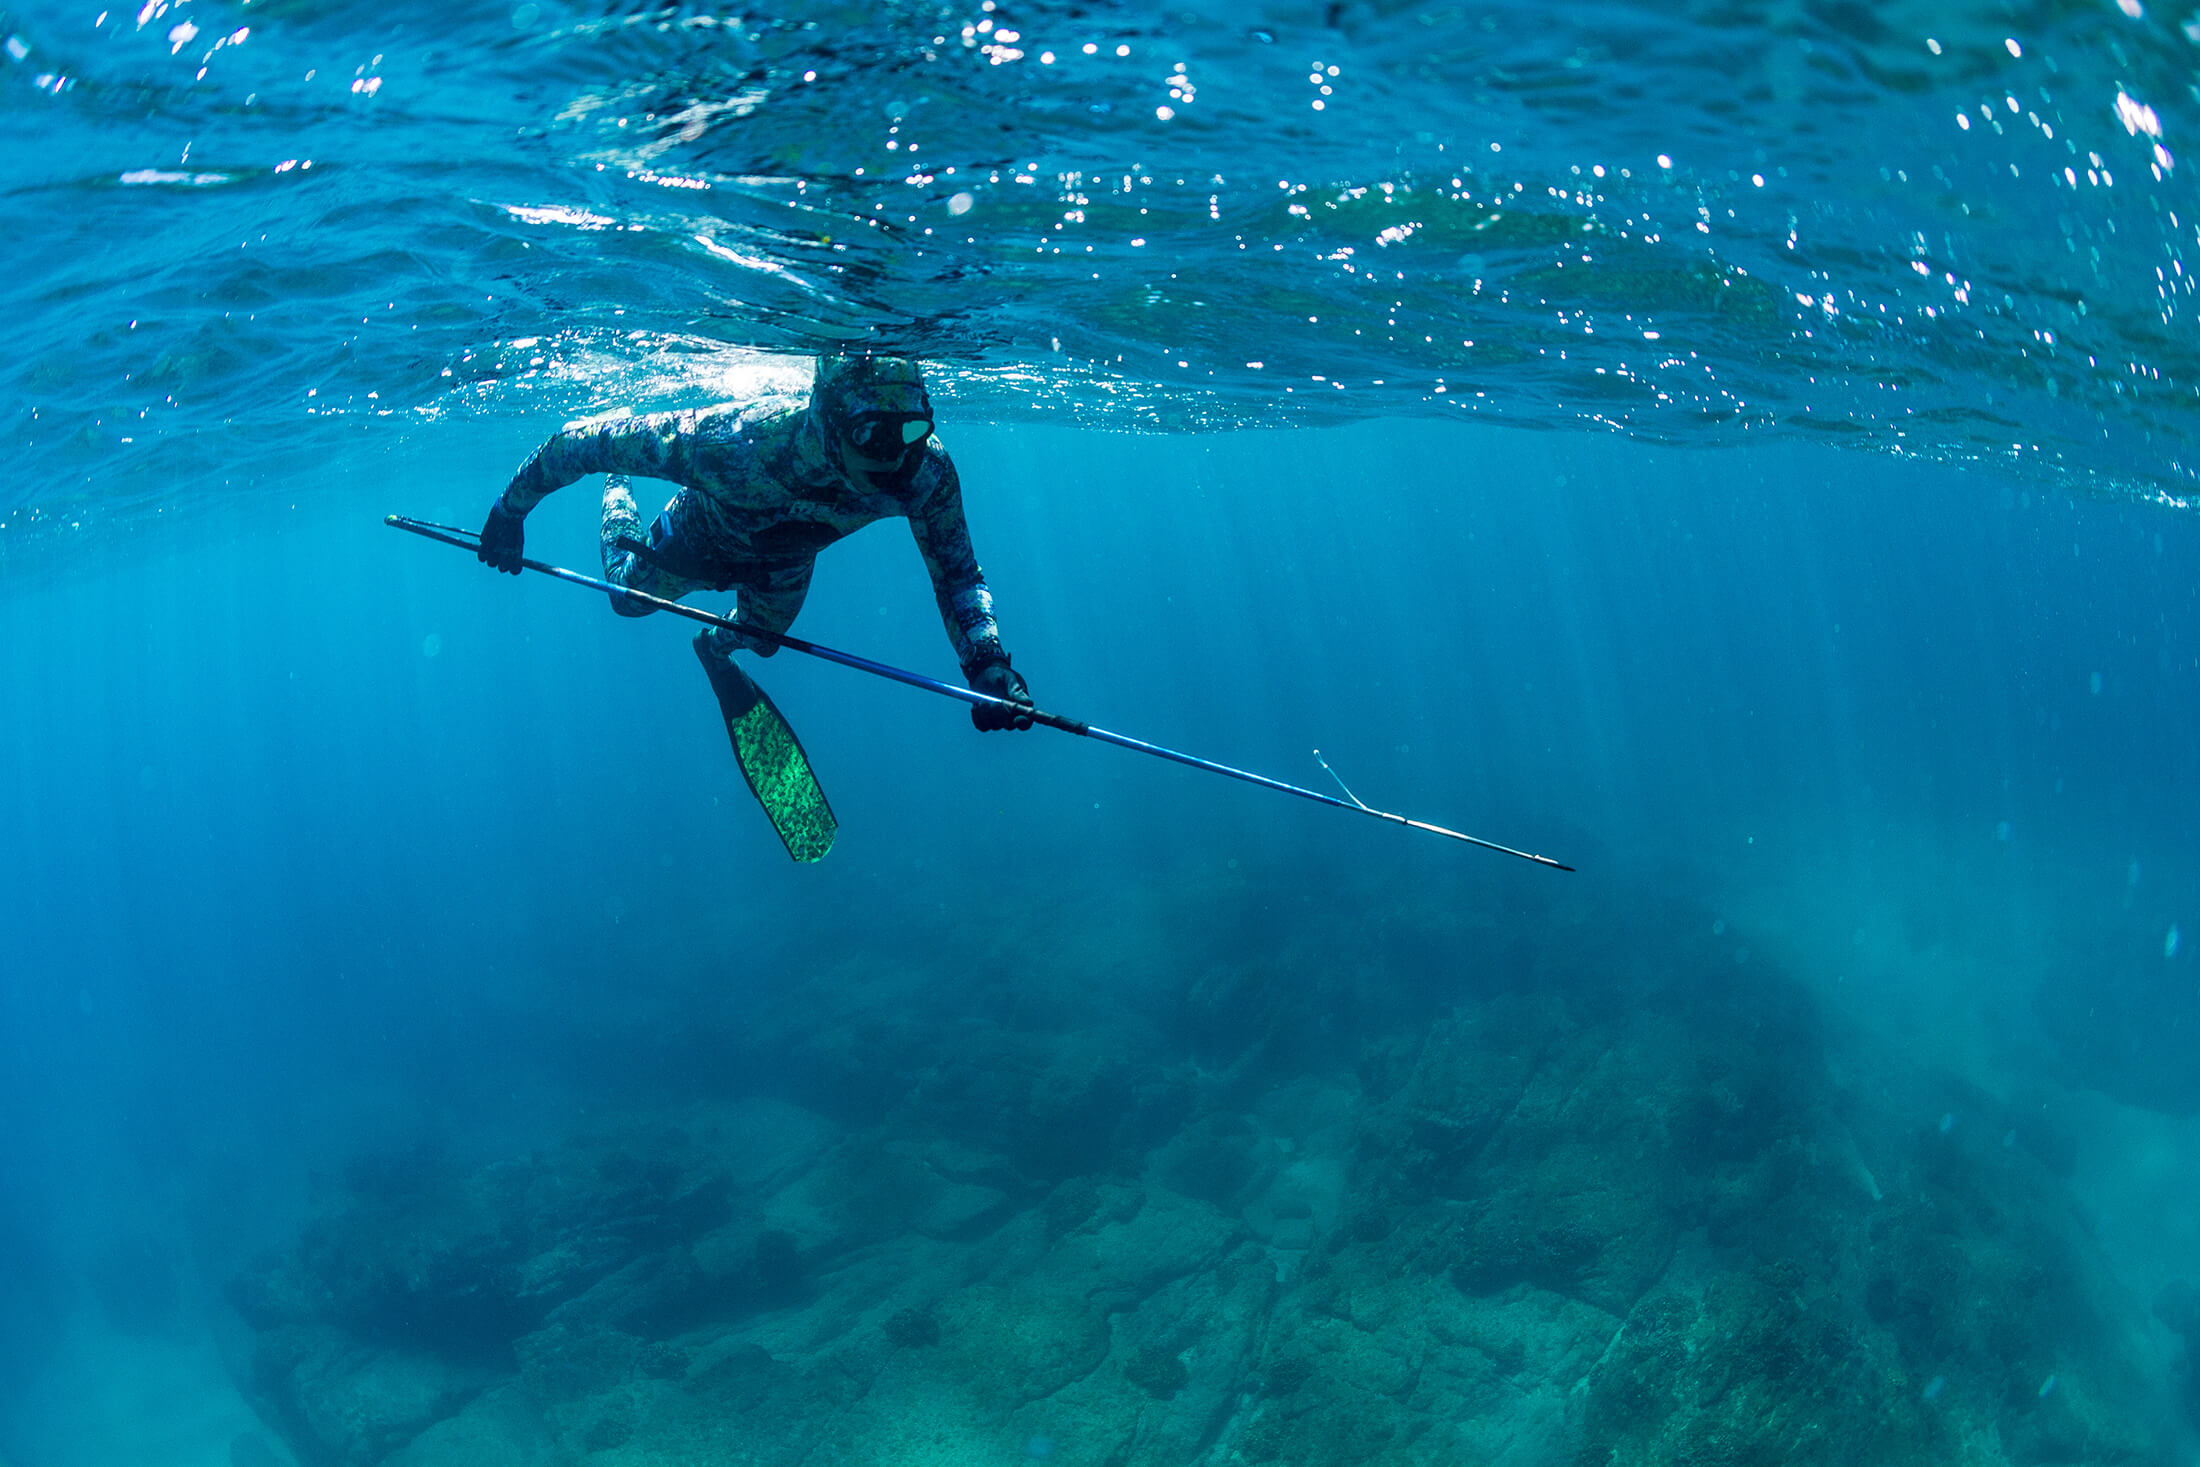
603 559 656 617
695 620 774 659
694 625 736 665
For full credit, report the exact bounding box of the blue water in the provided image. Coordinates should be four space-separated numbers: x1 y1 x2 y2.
5 2 2200 1464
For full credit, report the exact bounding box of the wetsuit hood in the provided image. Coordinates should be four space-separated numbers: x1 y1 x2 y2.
811 353 930 442
810 353 932 492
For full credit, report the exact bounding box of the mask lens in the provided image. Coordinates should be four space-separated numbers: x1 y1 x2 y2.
847 416 929 457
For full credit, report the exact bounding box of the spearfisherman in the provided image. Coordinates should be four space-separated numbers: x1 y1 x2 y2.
473 352 1032 858
397 347 1570 870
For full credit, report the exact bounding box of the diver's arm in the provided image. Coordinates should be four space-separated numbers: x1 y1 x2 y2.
497 411 700 517
910 452 1030 731
478 411 704 574
907 451 1009 677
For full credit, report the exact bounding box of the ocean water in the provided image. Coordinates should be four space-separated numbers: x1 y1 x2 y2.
4 2 2200 1465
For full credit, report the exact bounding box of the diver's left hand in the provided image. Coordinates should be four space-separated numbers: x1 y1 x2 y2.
970 659 1034 732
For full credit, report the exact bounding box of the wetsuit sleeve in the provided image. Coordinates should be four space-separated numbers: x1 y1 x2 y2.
496 411 699 516
908 451 1009 677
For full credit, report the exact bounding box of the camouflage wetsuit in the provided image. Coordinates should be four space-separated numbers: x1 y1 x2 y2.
489 362 1010 683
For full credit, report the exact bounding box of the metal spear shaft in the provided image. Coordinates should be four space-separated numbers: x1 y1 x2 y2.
386 514 1574 871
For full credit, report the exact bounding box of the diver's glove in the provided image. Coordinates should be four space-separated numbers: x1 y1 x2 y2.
969 657 1034 732
477 498 526 575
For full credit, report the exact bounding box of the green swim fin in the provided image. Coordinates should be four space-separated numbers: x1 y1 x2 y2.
695 638 837 862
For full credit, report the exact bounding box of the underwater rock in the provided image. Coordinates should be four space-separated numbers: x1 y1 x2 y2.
1575 1269 1935 1465
1229 1256 1606 1466
228 1431 285 1467
1042 1174 1107 1237
937 1280 1115 1411
230 1123 734 1361
911 1180 1012 1240
1122 1341 1188 1398
1148 1111 1264 1206
1357 988 1718 1315
1352 995 1558 1207
375 1380 566 1467
750 1228 804 1304
2159 1281 2200 1343
883 1306 941 1347
229 904 2192 1467
228 1104 823 1462
2158 1282 2200 1421
509 1322 649 1401
247 1323 496 1467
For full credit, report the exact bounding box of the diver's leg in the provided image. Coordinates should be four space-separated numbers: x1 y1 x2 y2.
600 474 660 616
600 477 707 615
693 562 810 771
600 474 644 599
733 561 816 657
691 571 838 862
692 559 815 668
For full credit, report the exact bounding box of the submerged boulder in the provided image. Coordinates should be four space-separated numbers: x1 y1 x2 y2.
228 900 2192 1467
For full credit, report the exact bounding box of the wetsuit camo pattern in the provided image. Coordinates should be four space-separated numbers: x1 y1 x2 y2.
499 392 1008 676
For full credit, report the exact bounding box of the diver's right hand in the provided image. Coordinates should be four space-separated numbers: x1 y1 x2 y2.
478 499 525 574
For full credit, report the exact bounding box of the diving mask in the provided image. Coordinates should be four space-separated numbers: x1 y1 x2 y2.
842 413 932 459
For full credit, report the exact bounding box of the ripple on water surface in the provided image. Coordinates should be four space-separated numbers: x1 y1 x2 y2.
3 0 2197 544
